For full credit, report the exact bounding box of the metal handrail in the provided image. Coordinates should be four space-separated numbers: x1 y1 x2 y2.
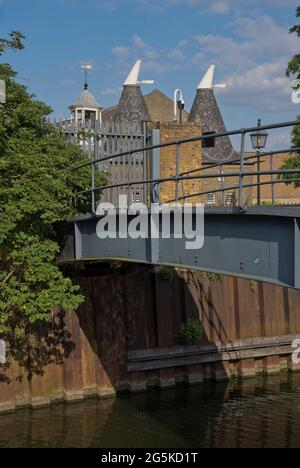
77 168 300 196
179 148 300 177
73 120 300 171
166 178 300 205
72 119 300 210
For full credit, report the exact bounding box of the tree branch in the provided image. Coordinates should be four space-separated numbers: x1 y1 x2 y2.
3 270 14 286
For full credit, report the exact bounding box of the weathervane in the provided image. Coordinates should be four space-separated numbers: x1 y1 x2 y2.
81 64 93 90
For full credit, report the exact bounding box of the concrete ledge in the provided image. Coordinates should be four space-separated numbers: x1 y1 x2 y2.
128 335 300 372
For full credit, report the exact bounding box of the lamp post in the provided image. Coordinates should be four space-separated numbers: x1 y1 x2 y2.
250 119 268 206
177 99 185 124
174 89 185 123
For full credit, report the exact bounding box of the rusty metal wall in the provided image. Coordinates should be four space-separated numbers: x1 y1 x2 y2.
1 269 300 412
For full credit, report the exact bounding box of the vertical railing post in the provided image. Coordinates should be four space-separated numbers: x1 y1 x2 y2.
143 122 148 205
150 128 161 204
220 164 225 207
91 161 95 214
181 178 186 204
270 152 275 206
257 151 261 206
117 132 121 208
175 143 180 204
128 150 132 206
238 131 246 209
112 135 116 206
91 120 97 214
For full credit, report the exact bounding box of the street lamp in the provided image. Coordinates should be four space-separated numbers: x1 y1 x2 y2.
174 89 185 123
250 119 268 206
177 99 185 124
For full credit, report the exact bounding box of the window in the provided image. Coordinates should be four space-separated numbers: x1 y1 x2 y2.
134 191 141 203
202 131 216 148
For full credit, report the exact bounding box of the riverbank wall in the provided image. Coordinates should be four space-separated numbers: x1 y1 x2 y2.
1 266 300 413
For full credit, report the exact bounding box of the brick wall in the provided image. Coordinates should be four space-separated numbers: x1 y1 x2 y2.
251 152 300 204
158 122 202 203
157 122 253 205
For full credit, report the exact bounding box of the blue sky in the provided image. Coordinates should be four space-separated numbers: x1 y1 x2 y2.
1 0 300 149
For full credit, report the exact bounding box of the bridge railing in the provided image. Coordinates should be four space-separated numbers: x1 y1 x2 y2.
72 120 300 212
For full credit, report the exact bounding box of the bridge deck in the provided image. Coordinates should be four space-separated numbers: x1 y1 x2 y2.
59 206 300 289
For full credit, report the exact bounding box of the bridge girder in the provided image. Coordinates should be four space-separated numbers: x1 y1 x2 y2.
59 207 300 290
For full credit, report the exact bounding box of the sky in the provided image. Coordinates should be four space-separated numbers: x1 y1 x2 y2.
1 0 300 150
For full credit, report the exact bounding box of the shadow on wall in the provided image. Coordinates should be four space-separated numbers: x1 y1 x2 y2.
74 264 226 395
1 263 300 412
0 310 75 385
74 263 300 396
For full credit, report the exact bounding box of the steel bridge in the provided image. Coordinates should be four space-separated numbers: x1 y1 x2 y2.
60 120 300 289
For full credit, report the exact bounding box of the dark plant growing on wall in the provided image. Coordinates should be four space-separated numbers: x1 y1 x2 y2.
176 319 204 346
157 265 175 282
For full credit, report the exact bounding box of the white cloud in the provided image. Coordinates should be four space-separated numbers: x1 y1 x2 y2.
232 15 299 58
210 1 230 14
192 14 299 112
116 0 299 15
108 11 297 114
60 0 299 14
59 80 77 87
132 35 159 59
101 87 122 95
112 46 130 57
194 14 298 72
135 0 181 11
222 60 294 111
267 129 292 151
132 35 148 49
194 34 259 71
142 60 180 74
169 48 186 61
111 34 191 80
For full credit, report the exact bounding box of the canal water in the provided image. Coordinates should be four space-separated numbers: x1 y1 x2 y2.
1 373 300 448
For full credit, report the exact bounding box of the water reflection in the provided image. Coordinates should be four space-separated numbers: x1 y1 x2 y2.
1 373 300 448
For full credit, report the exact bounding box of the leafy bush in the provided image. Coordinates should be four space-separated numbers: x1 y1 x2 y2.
157 266 174 281
176 319 204 346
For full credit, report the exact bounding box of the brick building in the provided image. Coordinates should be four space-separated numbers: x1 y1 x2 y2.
62 60 299 206
248 152 300 205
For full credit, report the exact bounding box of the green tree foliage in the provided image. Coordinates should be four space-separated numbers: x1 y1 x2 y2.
0 31 25 56
0 32 105 377
281 6 300 185
286 6 300 79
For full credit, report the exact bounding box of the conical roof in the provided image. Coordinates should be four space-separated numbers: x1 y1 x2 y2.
70 87 101 110
189 66 238 163
189 89 238 163
113 85 151 124
113 60 152 124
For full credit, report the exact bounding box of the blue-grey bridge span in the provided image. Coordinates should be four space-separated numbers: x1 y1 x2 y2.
60 120 300 289
61 206 300 289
